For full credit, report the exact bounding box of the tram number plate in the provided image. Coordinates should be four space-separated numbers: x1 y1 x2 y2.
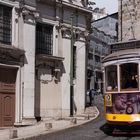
105 94 112 106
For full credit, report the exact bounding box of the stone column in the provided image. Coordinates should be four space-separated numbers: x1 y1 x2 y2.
22 12 36 125
61 28 71 117
74 40 86 114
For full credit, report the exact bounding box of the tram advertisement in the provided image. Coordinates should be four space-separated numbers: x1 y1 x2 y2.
105 93 140 114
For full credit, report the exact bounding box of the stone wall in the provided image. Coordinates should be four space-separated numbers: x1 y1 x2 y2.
118 0 140 41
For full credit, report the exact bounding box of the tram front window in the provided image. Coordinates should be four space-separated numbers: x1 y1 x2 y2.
120 63 138 90
105 65 118 91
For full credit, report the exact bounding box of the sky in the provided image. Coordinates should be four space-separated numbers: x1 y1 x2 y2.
93 0 118 14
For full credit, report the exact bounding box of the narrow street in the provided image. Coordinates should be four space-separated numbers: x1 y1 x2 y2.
1 1 140 140
24 95 140 140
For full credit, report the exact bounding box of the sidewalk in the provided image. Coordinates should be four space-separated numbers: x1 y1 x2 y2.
0 106 99 140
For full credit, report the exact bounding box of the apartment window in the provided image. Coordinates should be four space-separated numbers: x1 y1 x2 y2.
87 69 92 78
0 5 12 44
88 52 93 59
36 23 53 55
95 55 100 63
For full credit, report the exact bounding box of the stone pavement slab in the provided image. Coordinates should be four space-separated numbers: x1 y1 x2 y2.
0 106 99 140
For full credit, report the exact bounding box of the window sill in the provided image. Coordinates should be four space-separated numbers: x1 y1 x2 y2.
36 54 64 62
120 88 139 91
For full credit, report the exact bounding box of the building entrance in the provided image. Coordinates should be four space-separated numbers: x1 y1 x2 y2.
0 67 17 127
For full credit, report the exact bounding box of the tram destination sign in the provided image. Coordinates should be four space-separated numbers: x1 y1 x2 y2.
111 40 140 52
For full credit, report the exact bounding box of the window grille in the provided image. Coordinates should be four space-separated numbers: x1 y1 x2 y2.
0 5 12 44
36 23 53 55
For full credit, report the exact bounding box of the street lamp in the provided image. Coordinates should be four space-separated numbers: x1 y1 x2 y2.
120 0 123 41
70 14 74 117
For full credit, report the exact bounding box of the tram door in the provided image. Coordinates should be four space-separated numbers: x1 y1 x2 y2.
0 67 17 127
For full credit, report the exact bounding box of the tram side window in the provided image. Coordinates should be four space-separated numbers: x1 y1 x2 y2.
120 63 138 90
105 65 118 91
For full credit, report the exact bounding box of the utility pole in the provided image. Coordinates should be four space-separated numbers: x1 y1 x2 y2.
70 14 74 117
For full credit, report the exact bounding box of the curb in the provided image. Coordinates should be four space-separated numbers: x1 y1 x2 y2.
0 106 99 140
14 106 99 140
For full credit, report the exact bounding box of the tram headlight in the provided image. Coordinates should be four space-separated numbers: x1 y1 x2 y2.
126 106 133 114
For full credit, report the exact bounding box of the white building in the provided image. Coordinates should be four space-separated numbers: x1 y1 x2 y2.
0 0 92 127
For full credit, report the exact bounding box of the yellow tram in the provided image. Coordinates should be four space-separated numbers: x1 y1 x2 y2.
103 48 140 125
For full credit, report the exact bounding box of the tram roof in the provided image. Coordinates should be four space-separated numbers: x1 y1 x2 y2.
103 48 140 62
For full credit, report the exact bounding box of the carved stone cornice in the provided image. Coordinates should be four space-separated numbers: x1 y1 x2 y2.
15 5 39 23
56 0 63 7
0 44 25 66
21 7 39 20
61 26 71 38
36 54 64 62
58 24 89 41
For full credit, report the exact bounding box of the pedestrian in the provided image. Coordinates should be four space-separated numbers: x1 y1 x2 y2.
89 89 94 106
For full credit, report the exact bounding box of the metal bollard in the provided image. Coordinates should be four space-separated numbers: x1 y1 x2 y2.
85 114 90 120
45 123 52 130
9 128 18 139
70 118 77 124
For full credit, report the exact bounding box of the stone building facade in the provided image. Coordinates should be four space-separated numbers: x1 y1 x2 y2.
92 7 107 20
0 0 91 127
110 0 140 52
118 0 140 41
87 13 118 92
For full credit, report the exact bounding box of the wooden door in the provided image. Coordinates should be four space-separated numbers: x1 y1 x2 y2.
0 67 17 127
1 93 15 127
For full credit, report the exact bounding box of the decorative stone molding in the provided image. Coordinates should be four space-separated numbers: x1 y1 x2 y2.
61 26 71 38
0 44 25 66
35 55 64 84
83 30 90 39
56 0 63 7
21 7 40 20
81 0 86 7
55 24 62 31
15 2 39 23
75 28 85 41
60 25 89 42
